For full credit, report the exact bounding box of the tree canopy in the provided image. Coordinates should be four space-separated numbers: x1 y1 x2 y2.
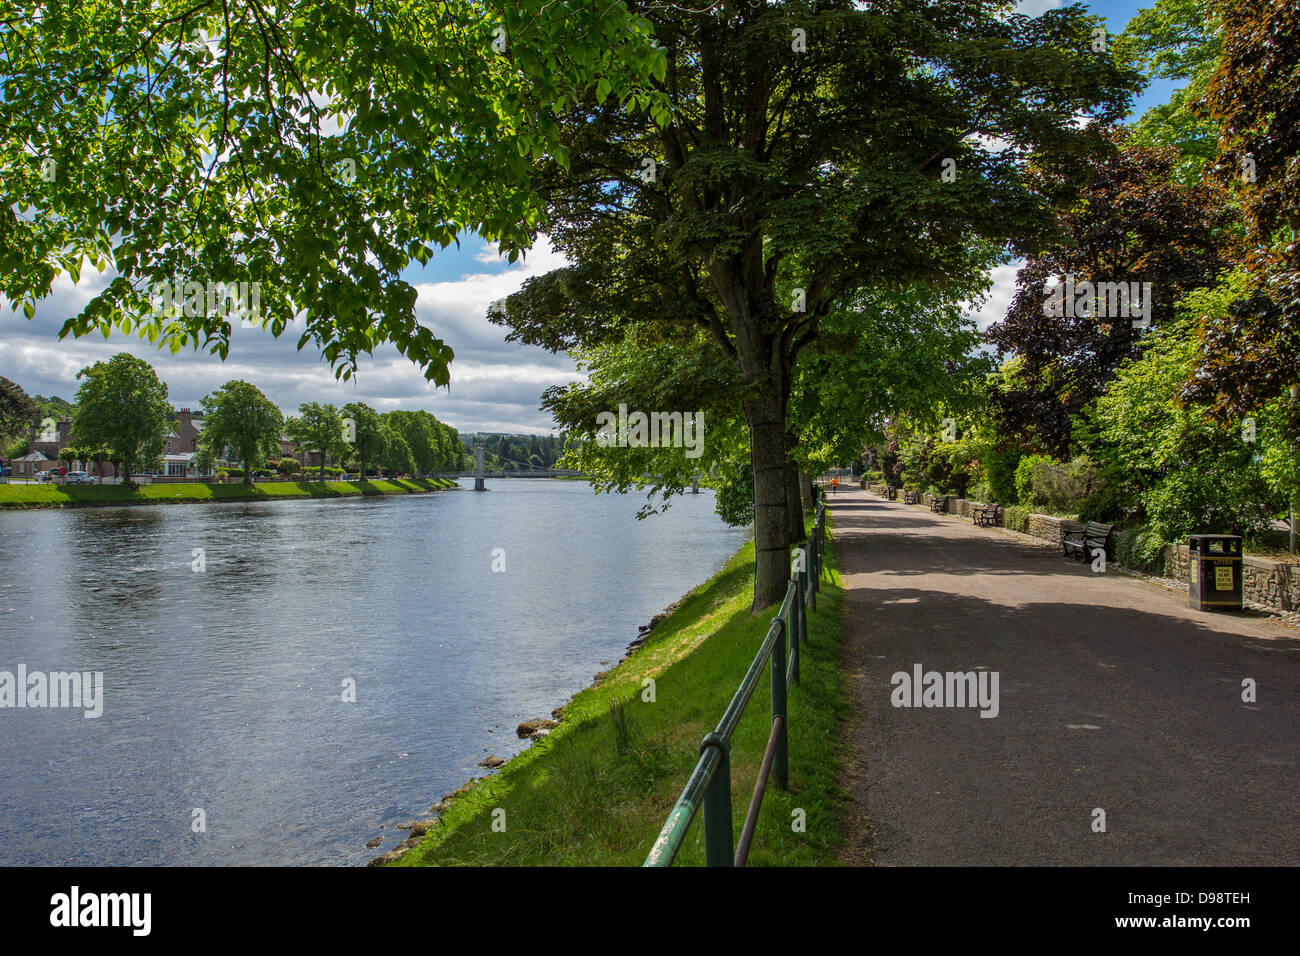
199 380 285 484
492 0 1139 608
71 352 172 479
1 0 667 384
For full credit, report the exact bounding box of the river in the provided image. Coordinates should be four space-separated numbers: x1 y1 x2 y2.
0 481 749 865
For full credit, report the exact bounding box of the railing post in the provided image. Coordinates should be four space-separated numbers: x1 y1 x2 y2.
771 621 789 790
799 566 809 645
700 733 733 866
810 534 818 610
791 578 801 683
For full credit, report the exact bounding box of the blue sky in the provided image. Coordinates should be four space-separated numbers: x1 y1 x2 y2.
1 0 1182 435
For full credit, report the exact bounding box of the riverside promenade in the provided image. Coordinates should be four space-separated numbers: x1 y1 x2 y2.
829 485 1299 865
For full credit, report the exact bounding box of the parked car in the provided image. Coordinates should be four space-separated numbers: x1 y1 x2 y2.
66 471 94 484
36 470 57 482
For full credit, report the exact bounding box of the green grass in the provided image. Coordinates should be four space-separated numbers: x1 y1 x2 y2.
398 516 847 867
0 477 458 508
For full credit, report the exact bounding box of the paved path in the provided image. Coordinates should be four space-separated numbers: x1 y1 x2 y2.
830 486 1299 865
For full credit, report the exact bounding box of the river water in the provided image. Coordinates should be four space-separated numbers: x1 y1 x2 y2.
0 481 748 865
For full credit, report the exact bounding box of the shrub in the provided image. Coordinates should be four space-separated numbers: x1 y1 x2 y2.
277 457 301 475
1014 455 1054 506
1002 505 1031 533
1115 525 1169 574
1142 461 1277 540
985 445 1022 504
1015 456 1111 515
1075 473 1134 524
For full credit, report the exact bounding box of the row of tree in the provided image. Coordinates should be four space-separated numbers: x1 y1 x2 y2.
0 356 468 483
862 0 1298 552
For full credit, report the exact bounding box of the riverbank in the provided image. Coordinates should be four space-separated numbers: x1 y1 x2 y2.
383 515 847 867
0 477 458 509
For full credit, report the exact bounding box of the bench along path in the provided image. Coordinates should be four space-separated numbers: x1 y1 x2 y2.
831 485 1299 865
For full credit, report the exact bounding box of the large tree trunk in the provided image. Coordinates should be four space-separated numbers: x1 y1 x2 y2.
799 469 814 512
744 390 792 612
784 430 804 545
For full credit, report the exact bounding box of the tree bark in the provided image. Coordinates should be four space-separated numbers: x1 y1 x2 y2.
744 390 792 612
799 469 814 512
784 430 804 545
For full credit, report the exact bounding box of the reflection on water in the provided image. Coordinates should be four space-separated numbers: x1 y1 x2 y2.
0 482 748 865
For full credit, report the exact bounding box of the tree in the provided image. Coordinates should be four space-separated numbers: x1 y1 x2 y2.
1182 0 1300 426
384 410 448 475
542 331 748 519
198 381 284 485
341 402 384 478
71 354 171 483
1176 0 1299 548
380 423 416 477
58 447 77 480
3 2 665 386
285 403 348 482
0 376 37 448
493 0 1138 607
1078 314 1281 541
1116 0 1223 183
986 134 1232 457
194 445 216 478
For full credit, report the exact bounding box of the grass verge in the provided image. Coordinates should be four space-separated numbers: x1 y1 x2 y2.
0 477 458 508
397 514 846 867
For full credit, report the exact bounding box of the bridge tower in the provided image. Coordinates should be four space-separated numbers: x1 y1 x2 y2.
473 443 486 491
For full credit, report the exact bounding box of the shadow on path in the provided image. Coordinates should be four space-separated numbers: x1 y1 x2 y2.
830 486 1300 866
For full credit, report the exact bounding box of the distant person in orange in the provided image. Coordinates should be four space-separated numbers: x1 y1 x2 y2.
831 476 838 495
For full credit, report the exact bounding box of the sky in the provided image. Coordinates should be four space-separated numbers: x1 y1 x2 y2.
0 0 1181 436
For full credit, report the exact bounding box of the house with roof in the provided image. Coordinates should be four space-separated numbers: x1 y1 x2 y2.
9 450 53 478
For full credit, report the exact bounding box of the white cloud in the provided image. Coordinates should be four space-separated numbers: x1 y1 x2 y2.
1015 0 1062 14
963 262 1022 332
0 238 578 434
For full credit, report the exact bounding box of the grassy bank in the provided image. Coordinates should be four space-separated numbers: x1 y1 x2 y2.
0 477 458 509
397 516 846 867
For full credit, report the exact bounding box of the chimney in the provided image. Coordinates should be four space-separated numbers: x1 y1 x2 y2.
179 408 192 427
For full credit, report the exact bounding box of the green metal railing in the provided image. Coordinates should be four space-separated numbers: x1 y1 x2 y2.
643 504 827 867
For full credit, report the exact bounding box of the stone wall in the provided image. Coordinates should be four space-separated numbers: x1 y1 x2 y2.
1024 514 1081 549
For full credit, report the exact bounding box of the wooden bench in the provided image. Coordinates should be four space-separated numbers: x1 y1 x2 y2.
903 489 920 505
928 496 946 514
1062 521 1116 563
973 502 1000 527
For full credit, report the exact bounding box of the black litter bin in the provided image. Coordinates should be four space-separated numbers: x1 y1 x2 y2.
1188 535 1243 611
